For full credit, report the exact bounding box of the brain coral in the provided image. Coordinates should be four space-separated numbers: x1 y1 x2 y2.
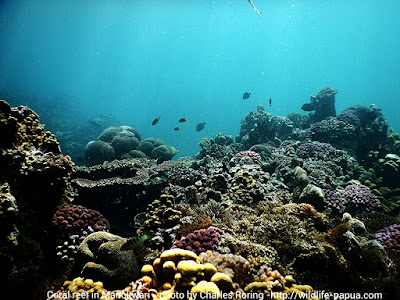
84 140 115 166
52 204 110 234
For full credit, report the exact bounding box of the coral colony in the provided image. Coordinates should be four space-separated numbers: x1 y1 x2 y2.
2 87 400 299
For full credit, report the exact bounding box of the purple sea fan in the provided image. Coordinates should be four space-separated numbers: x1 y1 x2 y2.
231 150 262 165
343 184 382 214
375 224 400 254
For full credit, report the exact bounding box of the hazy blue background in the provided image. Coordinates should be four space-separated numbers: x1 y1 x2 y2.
1 0 400 158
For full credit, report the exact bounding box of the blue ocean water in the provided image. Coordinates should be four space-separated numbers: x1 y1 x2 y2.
1 0 399 159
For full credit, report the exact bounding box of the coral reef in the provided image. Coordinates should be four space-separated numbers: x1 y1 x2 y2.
71 159 183 236
0 100 74 296
3 93 400 298
76 231 140 289
343 183 383 214
172 226 223 255
136 194 181 248
52 204 110 234
375 224 400 254
230 150 262 165
84 127 178 166
84 140 115 166
236 105 294 147
311 86 338 122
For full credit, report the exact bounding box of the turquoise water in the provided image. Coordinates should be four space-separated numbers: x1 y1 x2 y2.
1 0 400 158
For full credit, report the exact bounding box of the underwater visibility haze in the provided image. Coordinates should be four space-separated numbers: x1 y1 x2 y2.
1 0 400 159
2 0 400 299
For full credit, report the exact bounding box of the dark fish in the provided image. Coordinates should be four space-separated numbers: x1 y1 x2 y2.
179 118 188 123
121 234 149 251
174 127 182 131
76 156 84 163
152 117 161 125
243 92 251 99
196 122 206 132
269 98 272 106
89 119 101 127
301 103 316 112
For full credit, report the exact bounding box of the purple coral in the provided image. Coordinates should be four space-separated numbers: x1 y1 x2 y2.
343 184 382 213
232 150 262 165
171 226 222 255
52 204 110 234
323 189 345 215
375 224 400 253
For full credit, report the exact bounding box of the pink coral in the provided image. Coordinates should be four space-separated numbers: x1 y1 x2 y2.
171 226 222 255
52 204 110 234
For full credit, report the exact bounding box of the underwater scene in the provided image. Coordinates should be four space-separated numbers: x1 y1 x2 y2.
1 0 400 299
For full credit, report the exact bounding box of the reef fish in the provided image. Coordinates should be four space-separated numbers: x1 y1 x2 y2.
152 117 161 125
174 127 182 131
89 119 101 127
196 122 206 132
269 98 272 106
179 118 188 123
301 103 316 112
121 234 149 251
243 92 251 99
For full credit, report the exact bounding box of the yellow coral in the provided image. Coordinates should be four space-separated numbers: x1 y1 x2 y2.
190 281 221 299
203 263 218 279
177 260 205 276
244 282 270 293
160 249 200 264
210 272 234 291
